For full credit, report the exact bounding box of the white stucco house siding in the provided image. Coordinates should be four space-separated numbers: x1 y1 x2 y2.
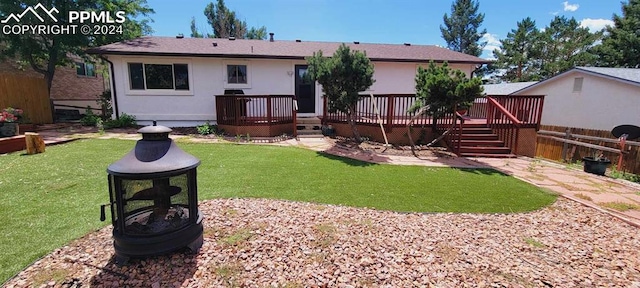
513 68 640 131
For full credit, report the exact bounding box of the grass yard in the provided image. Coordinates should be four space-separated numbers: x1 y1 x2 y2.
0 139 556 283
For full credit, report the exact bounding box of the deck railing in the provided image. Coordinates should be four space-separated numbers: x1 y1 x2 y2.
323 94 431 128
486 95 544 128
215 95 295 126
486 97 523 155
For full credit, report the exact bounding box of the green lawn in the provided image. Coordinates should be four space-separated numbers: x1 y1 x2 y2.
0 139 556 283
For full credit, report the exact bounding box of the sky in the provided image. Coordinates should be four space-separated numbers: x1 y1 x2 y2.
145 0 620 59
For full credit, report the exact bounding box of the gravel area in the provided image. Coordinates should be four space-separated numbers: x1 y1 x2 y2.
4 198 640 288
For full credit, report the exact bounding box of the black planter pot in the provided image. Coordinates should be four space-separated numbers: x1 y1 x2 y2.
582 157 611 176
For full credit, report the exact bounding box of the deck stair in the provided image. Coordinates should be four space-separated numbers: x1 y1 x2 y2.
296 117 323 138
452 123 516 158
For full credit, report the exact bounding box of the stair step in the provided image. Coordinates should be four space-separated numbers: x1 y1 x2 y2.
456 140 505 147
297 134 325 138
460 153 517 158
452 127 493 134
297 130 323 136
459 146 512 154
461 123 489 128
296 117 322 124
460 134 499 140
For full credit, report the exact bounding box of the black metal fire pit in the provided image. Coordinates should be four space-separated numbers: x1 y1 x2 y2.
101 122 203 264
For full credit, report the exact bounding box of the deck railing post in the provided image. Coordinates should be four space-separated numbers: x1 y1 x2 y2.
234 97 241 126
386 95 395 130
322 95 327 125
266 95 272 124
293 96 298 137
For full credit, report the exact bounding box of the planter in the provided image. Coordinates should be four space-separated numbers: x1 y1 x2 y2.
0 123 19 137
582 156 611 176
19 123 36 134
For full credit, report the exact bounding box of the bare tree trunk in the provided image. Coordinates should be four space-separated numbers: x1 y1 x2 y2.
347 107 361 143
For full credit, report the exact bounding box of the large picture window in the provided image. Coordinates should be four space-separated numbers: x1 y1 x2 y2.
128 62 190 91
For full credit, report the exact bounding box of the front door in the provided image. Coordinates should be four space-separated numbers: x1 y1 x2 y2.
295 65 315 113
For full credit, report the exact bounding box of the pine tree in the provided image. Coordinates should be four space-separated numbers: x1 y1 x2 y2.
440 0 487 56
596 0 640 67
493 18 541 82
306 44 375 143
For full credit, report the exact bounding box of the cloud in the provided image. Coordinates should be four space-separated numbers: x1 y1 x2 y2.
580 18 614 32
482 33 501 53
563 1 579 12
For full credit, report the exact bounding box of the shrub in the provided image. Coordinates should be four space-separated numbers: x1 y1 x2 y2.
103 113 137 129
80 107 100 126
196 121 218 135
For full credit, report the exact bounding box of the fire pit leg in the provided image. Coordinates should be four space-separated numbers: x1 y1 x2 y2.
186 234 204 254
115 254 130 266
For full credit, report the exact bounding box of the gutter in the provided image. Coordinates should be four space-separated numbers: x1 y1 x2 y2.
100 55 119 120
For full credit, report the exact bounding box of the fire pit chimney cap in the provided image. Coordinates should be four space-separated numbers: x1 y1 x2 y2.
138 122 172 134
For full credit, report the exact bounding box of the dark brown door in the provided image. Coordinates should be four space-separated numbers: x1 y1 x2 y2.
295 65 315 113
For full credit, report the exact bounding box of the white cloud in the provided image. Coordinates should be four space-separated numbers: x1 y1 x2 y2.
482 33 501 53
563 1 579 12
580 18 614 32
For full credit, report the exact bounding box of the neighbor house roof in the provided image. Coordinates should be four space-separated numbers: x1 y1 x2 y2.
513 67 640 94
87 36 490 64
483 81 537 95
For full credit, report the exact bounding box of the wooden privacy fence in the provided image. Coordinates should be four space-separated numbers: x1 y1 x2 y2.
536 125 640 174
0 74 52 124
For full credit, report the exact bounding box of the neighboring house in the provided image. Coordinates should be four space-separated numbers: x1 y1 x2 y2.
88 36 489 127
0 56 108 118
483 81 537 96
511 67 640 131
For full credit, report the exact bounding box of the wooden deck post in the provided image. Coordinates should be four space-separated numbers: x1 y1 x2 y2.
385 95 395 130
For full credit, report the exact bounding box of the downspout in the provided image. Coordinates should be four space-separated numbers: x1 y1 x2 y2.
100 55 119 120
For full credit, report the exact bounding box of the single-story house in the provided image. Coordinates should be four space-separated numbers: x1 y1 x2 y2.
510 67 640 131
88 36 489 128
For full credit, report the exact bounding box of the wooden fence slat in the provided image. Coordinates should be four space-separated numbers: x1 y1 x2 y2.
0 74 52 124
536 125 640 175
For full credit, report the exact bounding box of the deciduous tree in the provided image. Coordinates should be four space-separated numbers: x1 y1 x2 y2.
306 44 375 143
0 0 154 93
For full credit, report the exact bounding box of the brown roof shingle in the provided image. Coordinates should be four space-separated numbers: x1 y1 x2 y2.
88 36 489 64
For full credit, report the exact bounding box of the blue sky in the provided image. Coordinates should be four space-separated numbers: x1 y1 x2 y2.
145 0 619 59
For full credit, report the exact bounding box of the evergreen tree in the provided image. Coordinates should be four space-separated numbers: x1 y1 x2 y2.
412 62 483 118
306 44 375 143
538 16 601 78
190 17 204 38
493 17 541 82
596 0 640 67
194 0 266 39
440 0 487 56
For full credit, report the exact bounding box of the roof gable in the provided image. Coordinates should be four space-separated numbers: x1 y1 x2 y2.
88 36 489 64
513 67 640 94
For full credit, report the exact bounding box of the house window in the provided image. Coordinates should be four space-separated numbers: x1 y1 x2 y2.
76 62 96 77
573 77 583 92
227 64 247 84
128 62 190 91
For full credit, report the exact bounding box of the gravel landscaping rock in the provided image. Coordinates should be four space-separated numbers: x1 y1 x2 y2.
4 198 640 287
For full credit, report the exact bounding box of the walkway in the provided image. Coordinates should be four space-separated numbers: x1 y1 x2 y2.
34 125 640 227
